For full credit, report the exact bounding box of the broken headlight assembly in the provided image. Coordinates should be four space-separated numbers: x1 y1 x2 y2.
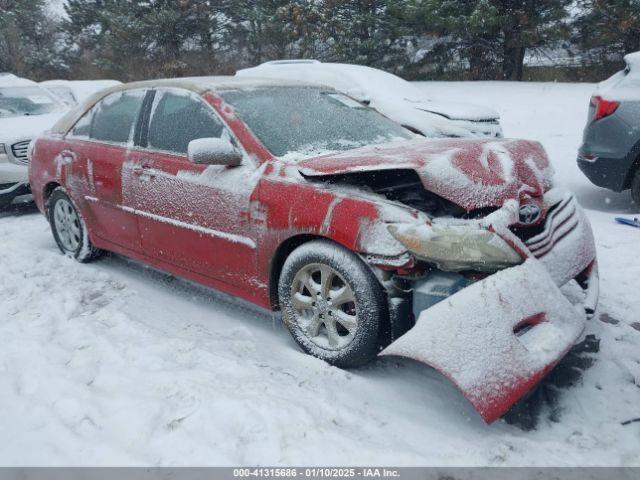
387 223 523 272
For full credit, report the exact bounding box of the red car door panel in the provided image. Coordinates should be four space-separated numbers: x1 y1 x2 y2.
80 141 141 251
123 149 260 288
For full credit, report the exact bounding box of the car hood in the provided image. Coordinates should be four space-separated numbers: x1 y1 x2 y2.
0 112 66 144
404 99 500 121
297 138 554 211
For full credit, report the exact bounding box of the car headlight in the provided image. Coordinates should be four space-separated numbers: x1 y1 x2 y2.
0 144 8 163
387 223 523 272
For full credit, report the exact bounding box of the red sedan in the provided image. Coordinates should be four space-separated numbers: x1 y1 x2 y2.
29 77 599 423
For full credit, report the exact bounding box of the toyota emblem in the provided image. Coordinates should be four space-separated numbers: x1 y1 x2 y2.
519 204 541 225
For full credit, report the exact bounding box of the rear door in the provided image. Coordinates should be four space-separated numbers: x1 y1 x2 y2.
66 89 147 252
125 88 261 287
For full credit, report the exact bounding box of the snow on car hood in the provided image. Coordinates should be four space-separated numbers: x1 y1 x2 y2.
0 112 66 144
297 138 554 211
405 98 499 121
372 98 502 138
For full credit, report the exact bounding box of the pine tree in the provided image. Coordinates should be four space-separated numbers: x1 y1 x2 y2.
63 0 147 79
63 0 226 80
413 0 571 80
319 0 408 68
0 0 67 78
221 0 323 66
575 0 640 73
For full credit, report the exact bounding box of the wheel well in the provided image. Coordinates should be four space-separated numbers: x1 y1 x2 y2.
43 182 61 207
268 234 325 310
624 157 640 190
268 234 399 350
623 140 640 190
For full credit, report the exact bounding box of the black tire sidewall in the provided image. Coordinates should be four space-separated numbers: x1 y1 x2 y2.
47 188 95 262
278 240 386 368
632 168 640 206
0 196 13 210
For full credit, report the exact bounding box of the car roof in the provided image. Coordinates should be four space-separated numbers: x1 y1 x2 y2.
111 75 324 93
50 75 332 135
236 61 411 97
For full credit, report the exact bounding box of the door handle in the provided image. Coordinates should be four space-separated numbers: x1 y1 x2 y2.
132 163 156 180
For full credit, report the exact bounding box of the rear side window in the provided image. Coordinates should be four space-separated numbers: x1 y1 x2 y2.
147 90 224 155
89 91 146 144
70 108 93 138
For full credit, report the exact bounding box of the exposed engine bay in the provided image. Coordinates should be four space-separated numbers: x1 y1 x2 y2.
306 169 498 219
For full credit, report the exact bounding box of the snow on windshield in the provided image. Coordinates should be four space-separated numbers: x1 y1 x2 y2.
0 86 63 118
219 87 413 158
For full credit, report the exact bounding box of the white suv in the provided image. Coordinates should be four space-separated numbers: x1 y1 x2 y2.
0 74 68 207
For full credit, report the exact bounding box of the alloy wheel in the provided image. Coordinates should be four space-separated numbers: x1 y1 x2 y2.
290 263 359 350
53 198 81 252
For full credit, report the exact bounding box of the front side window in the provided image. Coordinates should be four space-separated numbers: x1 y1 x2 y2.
0 86 64 118
89 90 146 144
147 90 224 155
219 87 413 158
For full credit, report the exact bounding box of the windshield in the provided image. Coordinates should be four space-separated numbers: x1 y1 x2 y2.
220 87 413 158
45 86 78 107
0 86 63 118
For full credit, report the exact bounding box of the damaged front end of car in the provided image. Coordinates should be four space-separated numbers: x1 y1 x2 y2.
368 189 598 424
297 138 599 423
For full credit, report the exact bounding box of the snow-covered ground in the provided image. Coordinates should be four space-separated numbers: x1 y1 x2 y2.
0 82 639 466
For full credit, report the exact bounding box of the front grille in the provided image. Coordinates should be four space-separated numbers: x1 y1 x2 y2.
11 140 30 164
509 202 562 242
522 196 578 258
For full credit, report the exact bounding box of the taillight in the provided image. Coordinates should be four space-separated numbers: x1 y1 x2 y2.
591 95 620 121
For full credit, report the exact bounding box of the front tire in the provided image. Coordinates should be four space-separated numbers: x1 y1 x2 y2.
47 188 102 262
631 168 640 205
0 194 14 210
278 240 387 368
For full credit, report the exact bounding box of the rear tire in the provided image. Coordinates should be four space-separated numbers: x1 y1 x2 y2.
47 188 102 262
278 240 387 368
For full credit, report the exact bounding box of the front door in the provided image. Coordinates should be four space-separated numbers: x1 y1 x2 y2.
124 89 260 288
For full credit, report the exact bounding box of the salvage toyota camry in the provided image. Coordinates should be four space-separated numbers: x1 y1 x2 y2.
28 77 599 423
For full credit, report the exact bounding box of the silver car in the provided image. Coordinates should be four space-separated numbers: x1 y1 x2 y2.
578 52 640 203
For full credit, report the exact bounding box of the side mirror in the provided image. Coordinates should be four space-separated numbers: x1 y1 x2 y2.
187 137 243 166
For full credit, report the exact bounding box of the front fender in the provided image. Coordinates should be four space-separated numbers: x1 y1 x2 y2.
380 259 586 423
258 177 415 257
